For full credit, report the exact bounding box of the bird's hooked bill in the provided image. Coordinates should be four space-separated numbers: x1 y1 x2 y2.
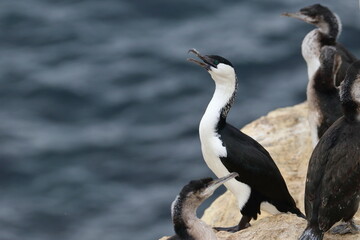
209 172 239 189
281 11 313 23
187 48 214 70
281 12 302 19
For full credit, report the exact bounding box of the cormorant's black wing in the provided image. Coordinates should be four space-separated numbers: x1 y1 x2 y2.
336 43 357 63
335 43 358 86
218 123 293 202
317 46 341 91
305 118 360 231
312 46 343 137
304 119 341 221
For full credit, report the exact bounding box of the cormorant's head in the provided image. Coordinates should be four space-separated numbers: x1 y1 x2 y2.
171 172 238 214
187 49 236 85
282 4 341 38
340 61 360 121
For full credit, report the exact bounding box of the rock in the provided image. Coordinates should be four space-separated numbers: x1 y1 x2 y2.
214 214 360 240
161 103 360 240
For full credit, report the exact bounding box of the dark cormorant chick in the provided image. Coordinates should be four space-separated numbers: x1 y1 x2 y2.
169 172 238 240
282 4 357 146
299 60 360 240
187 49 304 233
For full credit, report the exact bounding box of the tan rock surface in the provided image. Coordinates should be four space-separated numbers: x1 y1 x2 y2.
161 103 360 240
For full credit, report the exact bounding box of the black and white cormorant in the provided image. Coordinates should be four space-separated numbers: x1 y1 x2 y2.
169 172 239 240
187 49 304 232
299 61 360 240
282 4 357 147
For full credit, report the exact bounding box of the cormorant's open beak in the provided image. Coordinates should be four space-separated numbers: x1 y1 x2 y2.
187 48 215 71
281 12 313 23
205 172 239 193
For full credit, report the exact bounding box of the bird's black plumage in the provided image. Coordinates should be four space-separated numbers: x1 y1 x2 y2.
332 43 357 86
218 123 302 220
300 61 360 240
305 118 360 227
206 55 234 67
311 46 343 139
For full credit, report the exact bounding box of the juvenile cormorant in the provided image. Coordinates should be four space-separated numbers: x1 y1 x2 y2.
283 4 357 146
299 60 360 240
169 172 238 240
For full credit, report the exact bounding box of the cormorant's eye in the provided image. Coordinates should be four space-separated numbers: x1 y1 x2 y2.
214 60 219 65
301 9 316 18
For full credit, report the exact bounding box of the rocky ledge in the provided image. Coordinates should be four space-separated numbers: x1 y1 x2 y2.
160 103 360 240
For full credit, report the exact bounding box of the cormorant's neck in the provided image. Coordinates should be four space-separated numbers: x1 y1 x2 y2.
318 14 341 43
172 197 215 240
340 75 360 122
171 196 194 240
313 48 340 92
200 77 237 133
341 101 359 122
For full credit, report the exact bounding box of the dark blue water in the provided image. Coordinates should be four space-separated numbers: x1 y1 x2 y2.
0 1 359 240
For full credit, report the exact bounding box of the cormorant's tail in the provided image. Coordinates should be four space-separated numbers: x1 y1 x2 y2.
299 226 323 240
296 210 306 219
290 207 306 219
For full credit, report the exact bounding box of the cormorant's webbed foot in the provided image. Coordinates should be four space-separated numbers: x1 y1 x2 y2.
330 220 360 235
213 215 251 233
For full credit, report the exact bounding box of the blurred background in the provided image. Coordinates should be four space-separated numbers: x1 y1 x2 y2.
0 0 359 240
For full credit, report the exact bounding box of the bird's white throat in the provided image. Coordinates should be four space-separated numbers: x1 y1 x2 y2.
199 81 235 158
199 74 251 211
302 29 321 80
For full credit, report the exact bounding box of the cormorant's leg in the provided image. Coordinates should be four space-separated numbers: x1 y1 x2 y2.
214 215 251 233
330 219 360 235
